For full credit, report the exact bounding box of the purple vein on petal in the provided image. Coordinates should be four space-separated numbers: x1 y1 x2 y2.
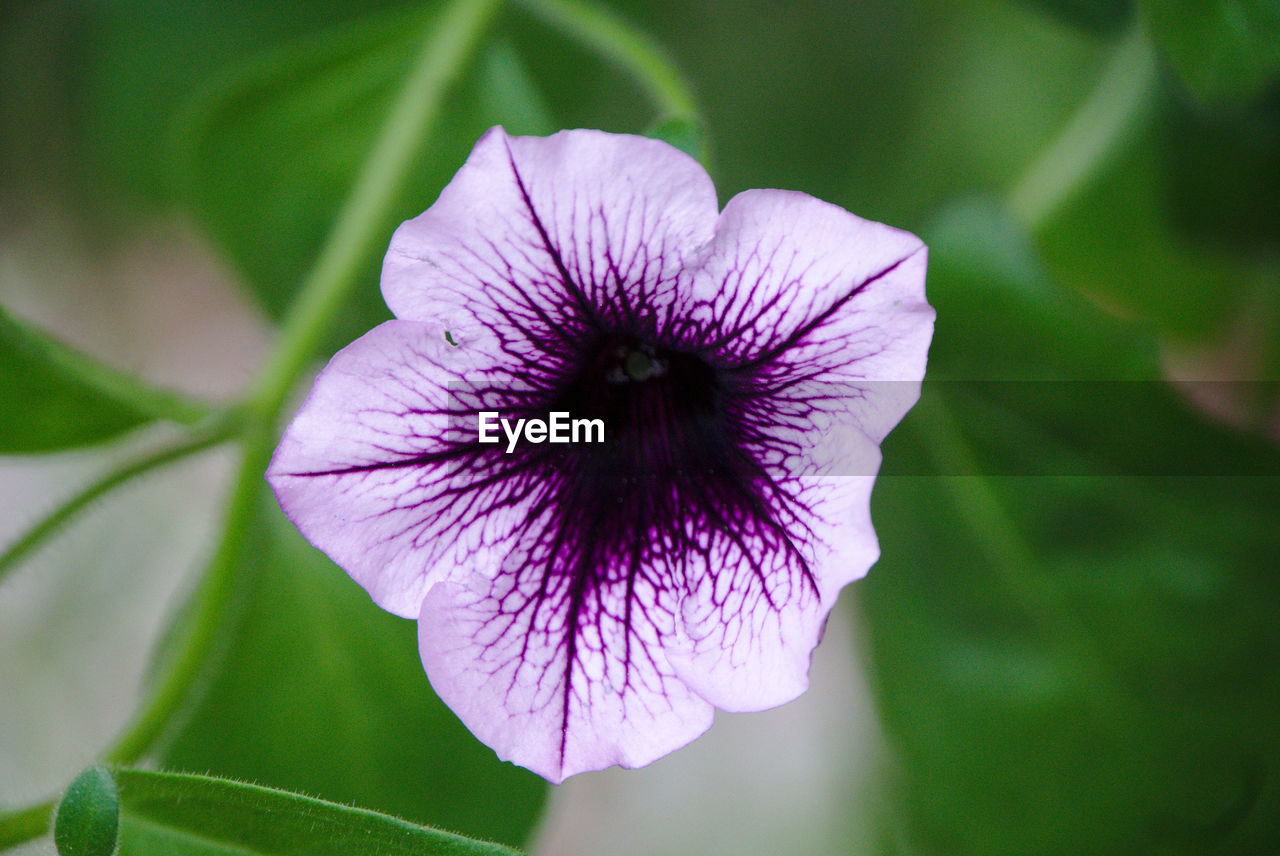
269 128 934 780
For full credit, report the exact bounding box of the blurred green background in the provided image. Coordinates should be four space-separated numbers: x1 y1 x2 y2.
2 0 1279 853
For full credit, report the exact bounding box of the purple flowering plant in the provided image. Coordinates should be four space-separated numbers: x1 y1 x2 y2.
267 126 933 781
9 0 1278 851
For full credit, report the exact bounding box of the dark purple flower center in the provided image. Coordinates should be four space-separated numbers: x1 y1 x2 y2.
492 327 810 607
544 333 727 484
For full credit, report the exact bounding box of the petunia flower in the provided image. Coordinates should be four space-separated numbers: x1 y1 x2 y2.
266 127 933 783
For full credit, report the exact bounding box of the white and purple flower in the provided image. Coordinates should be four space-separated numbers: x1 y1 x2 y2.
266 127 933 782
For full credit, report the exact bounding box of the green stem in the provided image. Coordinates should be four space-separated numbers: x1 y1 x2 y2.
110 0 500 766
0 304 213 426
0 417 240 590
1006 20 1158 232
102 421 273 767
245 0 501 422
0 800 54 850
0 3 501 849
514 0 700 121
0 425 268 852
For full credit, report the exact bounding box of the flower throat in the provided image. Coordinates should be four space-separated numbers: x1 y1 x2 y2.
546 332 729 481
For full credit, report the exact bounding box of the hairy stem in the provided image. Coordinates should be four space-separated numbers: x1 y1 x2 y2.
102 421 273 767
245 0 502 422
113 0 501 770
0 1 500 848
0 417 239 589
0 800 54 851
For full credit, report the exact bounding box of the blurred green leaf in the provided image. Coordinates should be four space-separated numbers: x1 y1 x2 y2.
77 0 412 204
1035 123 1244 340
171 5 554 354
847 0 1107 226
0 306 154 453
54 767 119 856
920 198 1156 382
1139 0 1280 104
1164 85 1280 253
96 767 522 855
862 201 1280 855
1015 26 1280 352
1015 0 1132 35
157 490 547 850
867 441 1280 855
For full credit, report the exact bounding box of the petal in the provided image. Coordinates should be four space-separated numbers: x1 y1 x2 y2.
265 320 545 617
686 189 933 444
417 556 714 783
667 420 882 712
269 129 935 782
381 126 720 359
660 191 928 710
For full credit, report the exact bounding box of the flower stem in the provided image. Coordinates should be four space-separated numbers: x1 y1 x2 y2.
101 421 273 767
513 0 701 122
0 416 240 590
112 0 500 767
0 800 53 851
0 2 501 849
0 424 267 852
1006 19 1158 232
245 0 502 422
0 304 213 426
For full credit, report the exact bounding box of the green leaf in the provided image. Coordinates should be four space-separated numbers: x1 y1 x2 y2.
920 197 1156 383
84 767 521 855
845 0 1108 226
156 490 548 850
171 5 555 355
867 434 1280 855
861 201 1280 854
1034 121 1245 340
1164 86 1280 253
76 0 415 204
54 767 120 856
0 306 161 453
1139 0 1280 104
1014 0 1132 35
